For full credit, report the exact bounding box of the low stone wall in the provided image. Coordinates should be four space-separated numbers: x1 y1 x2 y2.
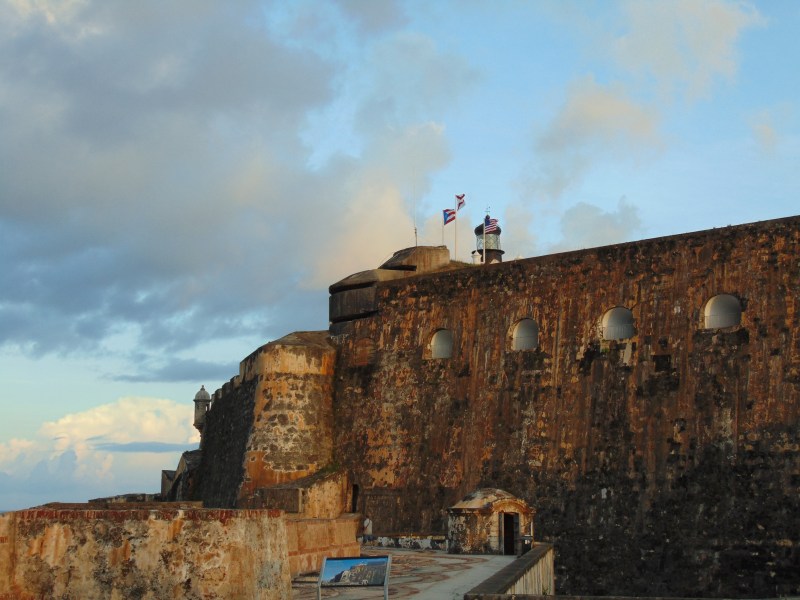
286 514 360 576
0 505 291 600
245 468 350 519
367 534 447 551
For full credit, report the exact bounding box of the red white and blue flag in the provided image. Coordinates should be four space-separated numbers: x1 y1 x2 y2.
484 215 499 233
443 208 456 225
455 194 466 211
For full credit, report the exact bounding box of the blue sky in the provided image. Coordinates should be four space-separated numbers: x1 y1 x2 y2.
0 0 798 510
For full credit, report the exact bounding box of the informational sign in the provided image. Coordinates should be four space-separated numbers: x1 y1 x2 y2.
317 555 391 600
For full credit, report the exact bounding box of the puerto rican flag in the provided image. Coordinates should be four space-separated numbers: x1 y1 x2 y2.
455 194 466 211
443 208 456 225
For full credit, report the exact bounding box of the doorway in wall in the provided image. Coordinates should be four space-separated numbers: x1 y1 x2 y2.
351 484 359 513
502 513 518 555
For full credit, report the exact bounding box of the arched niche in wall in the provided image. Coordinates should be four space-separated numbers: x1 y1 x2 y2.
704 294 742 329
510 318 539 351
602 306 635 340
429 329 454 359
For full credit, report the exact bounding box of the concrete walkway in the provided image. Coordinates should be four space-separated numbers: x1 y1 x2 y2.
292 547 516 600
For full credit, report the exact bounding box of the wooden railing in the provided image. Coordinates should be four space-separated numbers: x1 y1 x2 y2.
464 543 554 599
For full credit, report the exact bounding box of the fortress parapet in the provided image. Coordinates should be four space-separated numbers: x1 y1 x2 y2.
329 245 451 336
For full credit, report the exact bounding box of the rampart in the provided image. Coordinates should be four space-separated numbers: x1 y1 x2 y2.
196 331 336 508
332 216 800 597
0 504 291 599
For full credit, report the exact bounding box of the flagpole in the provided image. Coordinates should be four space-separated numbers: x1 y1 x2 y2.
414 196 418 247
483 208 488 264
453 194 465 262
454 201 458 261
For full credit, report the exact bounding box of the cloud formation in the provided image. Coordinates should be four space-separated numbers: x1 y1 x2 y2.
0 1 476 370
521 0 762 250
748 105 793 154
550 197 642 253
531 77 662 201
113 357 238 383
613 0 765 99
0 397 198 510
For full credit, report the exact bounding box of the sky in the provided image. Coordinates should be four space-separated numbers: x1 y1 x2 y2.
1 0 798 510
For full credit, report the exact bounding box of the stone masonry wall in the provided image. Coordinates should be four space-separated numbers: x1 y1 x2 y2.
239 332 336 500
333 216 800 597
0 505 290 600
285 515 361 576
197 331 336 507
196 377 256 508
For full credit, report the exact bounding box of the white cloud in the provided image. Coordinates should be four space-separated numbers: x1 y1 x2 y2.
748 105 793 154
613 0 765 99
6 0 93 29
357 31 479 131
0 438 35 466
0 397 198 510
500 202 538 261
333 0 406 35
305 122 451 285
532 76 662 201
538 77 661 154
0 1 479 363
40 397 198 448
550 197 642 252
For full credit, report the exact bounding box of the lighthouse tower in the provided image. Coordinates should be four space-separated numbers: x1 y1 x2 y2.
472 215 505 264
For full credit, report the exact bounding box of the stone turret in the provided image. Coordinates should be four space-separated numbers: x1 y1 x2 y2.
193 385 211 436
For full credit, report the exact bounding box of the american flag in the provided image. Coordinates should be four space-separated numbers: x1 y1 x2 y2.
455 194 466 211
484 215 499 233
443 208 456 225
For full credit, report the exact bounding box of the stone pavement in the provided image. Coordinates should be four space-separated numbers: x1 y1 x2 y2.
291 547 516 600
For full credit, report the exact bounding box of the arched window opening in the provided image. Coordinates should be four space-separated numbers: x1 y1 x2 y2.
602 307 635 340
511 319 539 351
430 329 453 359
704 294 742 329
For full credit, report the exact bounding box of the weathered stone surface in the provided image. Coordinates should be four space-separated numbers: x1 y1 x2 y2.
285 515 360 576
332 216 800 597
245 468 350 519
197 331 335 508
377 246 451 273
447 488 535 554
329 246 460 335
240 332 335 499
0 505 290 600
161 449 201 501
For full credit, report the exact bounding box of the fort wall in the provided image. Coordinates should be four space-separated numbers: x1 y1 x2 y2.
0 505 291 599
197 331 336 508
285 515 361 576
332 216 800 597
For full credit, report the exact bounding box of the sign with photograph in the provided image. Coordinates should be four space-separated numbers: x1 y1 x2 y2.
317 555 391 599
